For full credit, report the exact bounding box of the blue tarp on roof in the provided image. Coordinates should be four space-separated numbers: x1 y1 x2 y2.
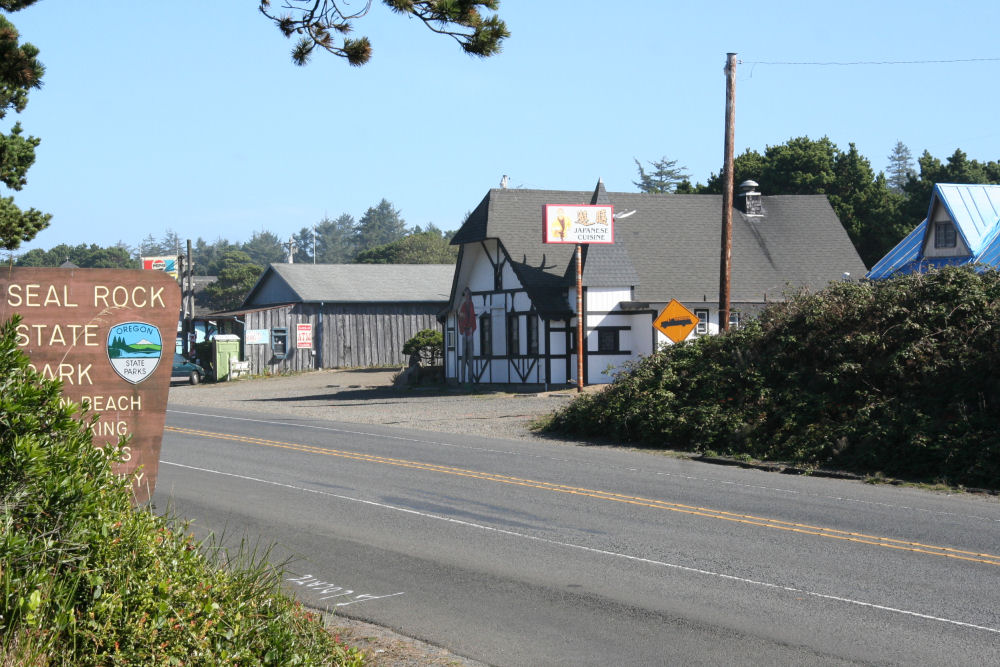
866 220 926 279
867 184 1000 279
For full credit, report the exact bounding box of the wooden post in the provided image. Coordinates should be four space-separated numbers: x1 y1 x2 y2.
719 52 737 332
575 243 584 391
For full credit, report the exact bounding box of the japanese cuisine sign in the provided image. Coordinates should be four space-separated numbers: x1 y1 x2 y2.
544 205 615 244
1 268 181 504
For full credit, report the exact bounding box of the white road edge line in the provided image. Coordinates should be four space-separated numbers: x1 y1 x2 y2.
160 460 1000 636
167 409 1000 525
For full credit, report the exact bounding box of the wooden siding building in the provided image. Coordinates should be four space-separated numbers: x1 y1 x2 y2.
223 264 453 374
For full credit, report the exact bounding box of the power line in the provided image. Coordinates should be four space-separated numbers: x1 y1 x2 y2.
743 57 1000 66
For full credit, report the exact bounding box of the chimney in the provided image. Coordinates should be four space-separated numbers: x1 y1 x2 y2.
736 180 763 216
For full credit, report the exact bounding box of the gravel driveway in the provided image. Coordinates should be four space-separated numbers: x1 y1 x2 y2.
168 367 583 442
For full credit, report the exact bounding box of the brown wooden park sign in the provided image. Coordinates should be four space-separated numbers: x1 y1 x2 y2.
1 267 181 504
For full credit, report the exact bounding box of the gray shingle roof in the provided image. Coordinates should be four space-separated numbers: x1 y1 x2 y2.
243 263 455 307
452 186 868 312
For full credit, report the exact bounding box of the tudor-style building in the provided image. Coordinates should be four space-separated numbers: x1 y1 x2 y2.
866 183 1000 279
442 180 867 386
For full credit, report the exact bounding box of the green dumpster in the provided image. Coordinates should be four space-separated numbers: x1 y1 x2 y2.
212 334 241 382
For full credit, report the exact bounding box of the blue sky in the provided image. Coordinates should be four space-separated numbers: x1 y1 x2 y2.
7 0 1000 256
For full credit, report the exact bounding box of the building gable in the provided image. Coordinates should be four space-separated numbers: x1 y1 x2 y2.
868 184 1000 279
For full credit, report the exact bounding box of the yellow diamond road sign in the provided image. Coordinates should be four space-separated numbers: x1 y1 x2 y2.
654 299 699 343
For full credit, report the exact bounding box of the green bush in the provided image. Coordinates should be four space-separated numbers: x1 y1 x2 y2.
546 267 1000 489
0 315 363 665
402 328 443 366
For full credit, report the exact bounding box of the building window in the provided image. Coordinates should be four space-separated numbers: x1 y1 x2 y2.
507 314 520 356
527 316 539 355
935 222 957 248
694 309 709 335
271 327 289 359
728 311 741 330
597 328 620 353
479 313 491 357
446 327 455 350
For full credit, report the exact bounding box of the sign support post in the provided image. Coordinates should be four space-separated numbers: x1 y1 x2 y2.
542 203 614 392
575 243 584 392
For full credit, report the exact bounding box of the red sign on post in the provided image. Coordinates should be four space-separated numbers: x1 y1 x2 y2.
1 268 181 504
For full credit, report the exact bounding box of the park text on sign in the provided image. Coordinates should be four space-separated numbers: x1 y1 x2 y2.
654 299 699 344
1 268 181 504
297 323 313 349
543 205 615 244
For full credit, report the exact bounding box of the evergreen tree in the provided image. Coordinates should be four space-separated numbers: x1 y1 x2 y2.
899 148 1000 226
354 229 458 264
632 156 690 194
160 229 183 258
291 227 314 263
242 230 286 266
314 214 357 263
886 141 915 193
137 234 167 258
355 199 406 253
192 237 240 276
260 0 509 67
16 243 138 268
202 250 262 311
0 7 50 251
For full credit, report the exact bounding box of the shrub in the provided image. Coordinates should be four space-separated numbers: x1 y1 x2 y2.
402 328 443 366
0 315 363 665
546 267 1000 489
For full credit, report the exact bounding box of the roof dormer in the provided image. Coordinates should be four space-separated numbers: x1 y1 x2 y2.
922 198 971 259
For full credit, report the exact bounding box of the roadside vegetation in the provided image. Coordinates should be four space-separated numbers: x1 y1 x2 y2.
0 317 364 665
544 267 1000 491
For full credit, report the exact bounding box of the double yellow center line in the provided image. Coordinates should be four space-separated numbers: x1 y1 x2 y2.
165 425 1000 567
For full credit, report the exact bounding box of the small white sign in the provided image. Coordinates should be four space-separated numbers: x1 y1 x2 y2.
544 204 615 244
246 329 268 345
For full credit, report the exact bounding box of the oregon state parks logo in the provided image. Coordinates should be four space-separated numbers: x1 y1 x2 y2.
107 322 163 384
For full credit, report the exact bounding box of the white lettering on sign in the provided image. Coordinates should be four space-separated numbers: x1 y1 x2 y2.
95 444 132 463
285 574 404 607
93 285 166 309
89 420 130 437
28 362 93 385
80 395 142 412
16 323 99 348
5 283 79 308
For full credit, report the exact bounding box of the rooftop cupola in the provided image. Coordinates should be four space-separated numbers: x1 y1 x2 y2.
736 179 763 216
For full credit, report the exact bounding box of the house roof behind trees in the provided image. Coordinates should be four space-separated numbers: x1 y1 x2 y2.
241 263 455 308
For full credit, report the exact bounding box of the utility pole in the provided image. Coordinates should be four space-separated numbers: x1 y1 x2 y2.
719 53 737 332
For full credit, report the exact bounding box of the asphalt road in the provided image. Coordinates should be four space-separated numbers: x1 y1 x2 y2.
156 387 1000 665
